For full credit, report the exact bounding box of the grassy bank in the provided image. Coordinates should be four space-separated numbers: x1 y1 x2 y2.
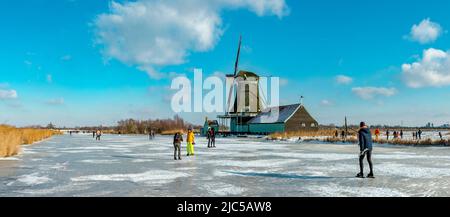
269 129 358 140
0 125 61 158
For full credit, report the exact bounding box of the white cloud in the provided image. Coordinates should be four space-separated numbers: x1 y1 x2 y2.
335 75 353 85
219 0 289 17
352 87 397 100
45 98 65 105
320 99 333 106
408 18 443 44
93 0 288 78
0 89 18 100
402 48 450 88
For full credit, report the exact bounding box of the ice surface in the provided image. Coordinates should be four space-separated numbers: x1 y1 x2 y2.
80 159 119 164
0 157 20 161
307 183 409 197
71 170 190 185
15 173 51 185
2 134 450 196
202 182 246 196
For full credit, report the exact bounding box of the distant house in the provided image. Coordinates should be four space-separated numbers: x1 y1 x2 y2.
247 104 319 134
201 118 219 136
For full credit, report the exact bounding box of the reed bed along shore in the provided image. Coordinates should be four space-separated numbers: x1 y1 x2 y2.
269 129 358 140
160 129 186 135
0 125 61 157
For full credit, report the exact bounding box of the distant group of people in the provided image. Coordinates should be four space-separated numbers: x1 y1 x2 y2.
333 130 347 140
373 128 426 141
93 130 102 141
172 127 217 160
412 129 423 140
392 130 404 140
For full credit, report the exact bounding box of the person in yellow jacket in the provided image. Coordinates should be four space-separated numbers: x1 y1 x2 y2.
186 128 195 156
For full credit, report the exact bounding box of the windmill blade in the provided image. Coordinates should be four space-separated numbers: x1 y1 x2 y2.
234 35 242 76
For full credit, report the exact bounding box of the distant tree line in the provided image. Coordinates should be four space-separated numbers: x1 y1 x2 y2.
116 115 198 134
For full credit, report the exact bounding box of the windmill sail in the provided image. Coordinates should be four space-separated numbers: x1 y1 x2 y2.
234 35 242 76
226 36 242 114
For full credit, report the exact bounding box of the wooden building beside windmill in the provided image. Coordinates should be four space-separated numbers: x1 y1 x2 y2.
247 103 319 134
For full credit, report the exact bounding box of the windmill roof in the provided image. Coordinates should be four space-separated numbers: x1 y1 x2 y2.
247 104 317 124
236 70 259 78
248 104 300 124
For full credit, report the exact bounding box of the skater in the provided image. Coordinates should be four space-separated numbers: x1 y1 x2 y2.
386 130 390 140
149 130 152 140
356 122 374 179
186 128 195 156
439 132 443 140
207 128 212 148
341 130 345 140
96 130 102 141
400 130 404 139
92 131 96 138
334 130 339 138
151 129 156 139
412 132 416 140
173 132 183 160
208 128 216 148
418 129 422 140
374 128 380 140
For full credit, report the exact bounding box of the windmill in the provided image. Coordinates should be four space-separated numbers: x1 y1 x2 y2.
220 36 265 133
217 37 320 134
225 36 265 115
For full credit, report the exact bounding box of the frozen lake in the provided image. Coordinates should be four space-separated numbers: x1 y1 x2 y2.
1 134 450 197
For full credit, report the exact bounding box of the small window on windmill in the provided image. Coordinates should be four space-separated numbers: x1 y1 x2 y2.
301 123 306 127
311 123 316 127
245 84 250 107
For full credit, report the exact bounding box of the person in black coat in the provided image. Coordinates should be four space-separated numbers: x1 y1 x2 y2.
173 132 183 160
357 122 374 178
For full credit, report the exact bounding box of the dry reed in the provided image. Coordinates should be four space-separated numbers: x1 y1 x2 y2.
269 129 359 140
0 125 61 157
160 129 187 135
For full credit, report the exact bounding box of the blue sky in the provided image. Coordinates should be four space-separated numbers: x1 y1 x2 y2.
1 0 450 127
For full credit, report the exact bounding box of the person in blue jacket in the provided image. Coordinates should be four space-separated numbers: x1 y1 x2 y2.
356 122 374 178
